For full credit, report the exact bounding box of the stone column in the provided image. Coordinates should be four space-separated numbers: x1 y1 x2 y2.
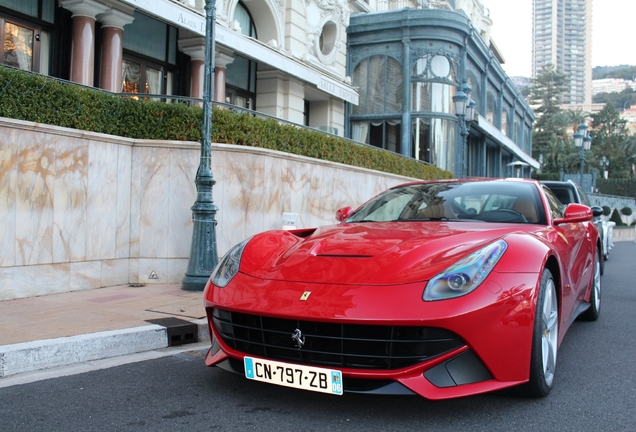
97 9 134 92
179 38 234 104
178 37 206 100
214 52 235 103
60 0 109 86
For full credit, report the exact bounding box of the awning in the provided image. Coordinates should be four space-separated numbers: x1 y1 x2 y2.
475 115 539 169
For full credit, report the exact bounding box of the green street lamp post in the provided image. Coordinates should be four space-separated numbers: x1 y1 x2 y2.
453 81 475 178
600 156 609 179
182 0 219 291
573 121 592 186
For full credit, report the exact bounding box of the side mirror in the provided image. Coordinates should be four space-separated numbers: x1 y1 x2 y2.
554 203 593 225
335 206 353 222
590 205 604 218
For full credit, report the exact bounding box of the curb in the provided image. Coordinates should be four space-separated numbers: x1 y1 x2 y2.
0 319 209 378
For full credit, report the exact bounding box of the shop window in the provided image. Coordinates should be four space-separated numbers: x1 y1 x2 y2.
0 16 50 74
352 120 401 153
411 117 456 173
122 57 172 95
121 12 177 95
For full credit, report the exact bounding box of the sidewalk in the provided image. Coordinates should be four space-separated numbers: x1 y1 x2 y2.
0 284 209 379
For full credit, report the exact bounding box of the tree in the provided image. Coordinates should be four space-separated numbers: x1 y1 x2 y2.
589 103 634 178
592 88 636 110
529 64 568 165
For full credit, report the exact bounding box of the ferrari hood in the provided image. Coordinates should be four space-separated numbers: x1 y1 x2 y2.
239 222 530 285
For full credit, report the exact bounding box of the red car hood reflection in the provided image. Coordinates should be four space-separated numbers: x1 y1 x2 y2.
239 222 532 285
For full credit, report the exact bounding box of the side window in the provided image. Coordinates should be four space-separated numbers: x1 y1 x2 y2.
575 184 591 206
543 187 564 220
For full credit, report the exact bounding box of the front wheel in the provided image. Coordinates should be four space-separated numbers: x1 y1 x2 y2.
579 248 601 321
519 268 559 397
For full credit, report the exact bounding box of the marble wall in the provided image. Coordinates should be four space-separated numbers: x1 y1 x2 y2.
0 118 414 300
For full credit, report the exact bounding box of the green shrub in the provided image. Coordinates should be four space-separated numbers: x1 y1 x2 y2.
609 208 625 226
532 172 560 181
0 66 451 181
621 206 633 216
602 205 612 216
596 178 636 198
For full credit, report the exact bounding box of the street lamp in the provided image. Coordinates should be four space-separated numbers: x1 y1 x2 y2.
182 0 219 291
538 154 544 174
573 120 592 186
600 156 609 179
453 81 475 177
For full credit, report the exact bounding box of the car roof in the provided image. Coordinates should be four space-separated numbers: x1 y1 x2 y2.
396 177 541 189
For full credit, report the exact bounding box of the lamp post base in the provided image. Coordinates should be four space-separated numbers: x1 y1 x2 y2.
181 171 219 292
181 275 210 292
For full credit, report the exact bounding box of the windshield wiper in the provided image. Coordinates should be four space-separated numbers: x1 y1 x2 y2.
394 217 484 222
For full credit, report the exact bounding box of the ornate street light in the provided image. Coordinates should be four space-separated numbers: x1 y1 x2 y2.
453 81 474 177
573 120 592 186
600 156 609 179
182 0 219 291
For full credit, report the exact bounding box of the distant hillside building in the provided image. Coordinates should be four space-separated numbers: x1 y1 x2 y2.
532 0 592 106
592 78 636 96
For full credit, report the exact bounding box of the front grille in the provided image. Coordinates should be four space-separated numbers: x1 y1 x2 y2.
210 308 464 370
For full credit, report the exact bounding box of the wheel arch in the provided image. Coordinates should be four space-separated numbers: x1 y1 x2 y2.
544 254 561 316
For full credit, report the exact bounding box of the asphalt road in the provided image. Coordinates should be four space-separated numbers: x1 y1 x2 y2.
1 242 635 432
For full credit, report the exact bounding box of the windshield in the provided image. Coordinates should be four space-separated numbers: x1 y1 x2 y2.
346 181 547 224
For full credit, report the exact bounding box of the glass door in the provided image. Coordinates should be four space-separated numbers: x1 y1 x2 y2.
2 21 35 71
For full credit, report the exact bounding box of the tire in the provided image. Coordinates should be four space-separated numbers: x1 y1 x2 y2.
599 245 605 276
519 268 559 398
579 248 601 321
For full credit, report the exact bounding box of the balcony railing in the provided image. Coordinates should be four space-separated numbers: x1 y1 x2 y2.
375 0 424 12
375 0 455 12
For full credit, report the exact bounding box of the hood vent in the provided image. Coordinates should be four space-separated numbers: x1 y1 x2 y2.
314 254 373 258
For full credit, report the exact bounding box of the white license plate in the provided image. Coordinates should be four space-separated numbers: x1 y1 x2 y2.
244 357 343 395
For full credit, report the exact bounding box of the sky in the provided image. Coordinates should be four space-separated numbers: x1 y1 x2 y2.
484 0 636 78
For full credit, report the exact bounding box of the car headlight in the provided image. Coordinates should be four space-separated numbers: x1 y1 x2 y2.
423 240 507 301
210 237 251 287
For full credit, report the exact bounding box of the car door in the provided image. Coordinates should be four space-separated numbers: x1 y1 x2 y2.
543 187 594 324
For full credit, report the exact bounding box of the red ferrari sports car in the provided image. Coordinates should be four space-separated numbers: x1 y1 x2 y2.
203 178 602 399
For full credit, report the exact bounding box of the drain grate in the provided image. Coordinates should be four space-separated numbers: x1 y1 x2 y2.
146 317 198 346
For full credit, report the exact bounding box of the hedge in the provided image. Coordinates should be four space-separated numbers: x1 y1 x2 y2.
0 66 451 181
596 179 636 198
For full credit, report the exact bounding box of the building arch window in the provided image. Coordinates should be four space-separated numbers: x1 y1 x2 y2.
231 0 279 44
466 70 481 115
233 1 256 38
122 11 178 95
225 1 257 109
486 91 496 124
501 109 509 137
350 55 403 151
411 55 457 114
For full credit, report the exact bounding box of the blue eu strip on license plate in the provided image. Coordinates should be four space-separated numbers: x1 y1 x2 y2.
244 357 343 395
